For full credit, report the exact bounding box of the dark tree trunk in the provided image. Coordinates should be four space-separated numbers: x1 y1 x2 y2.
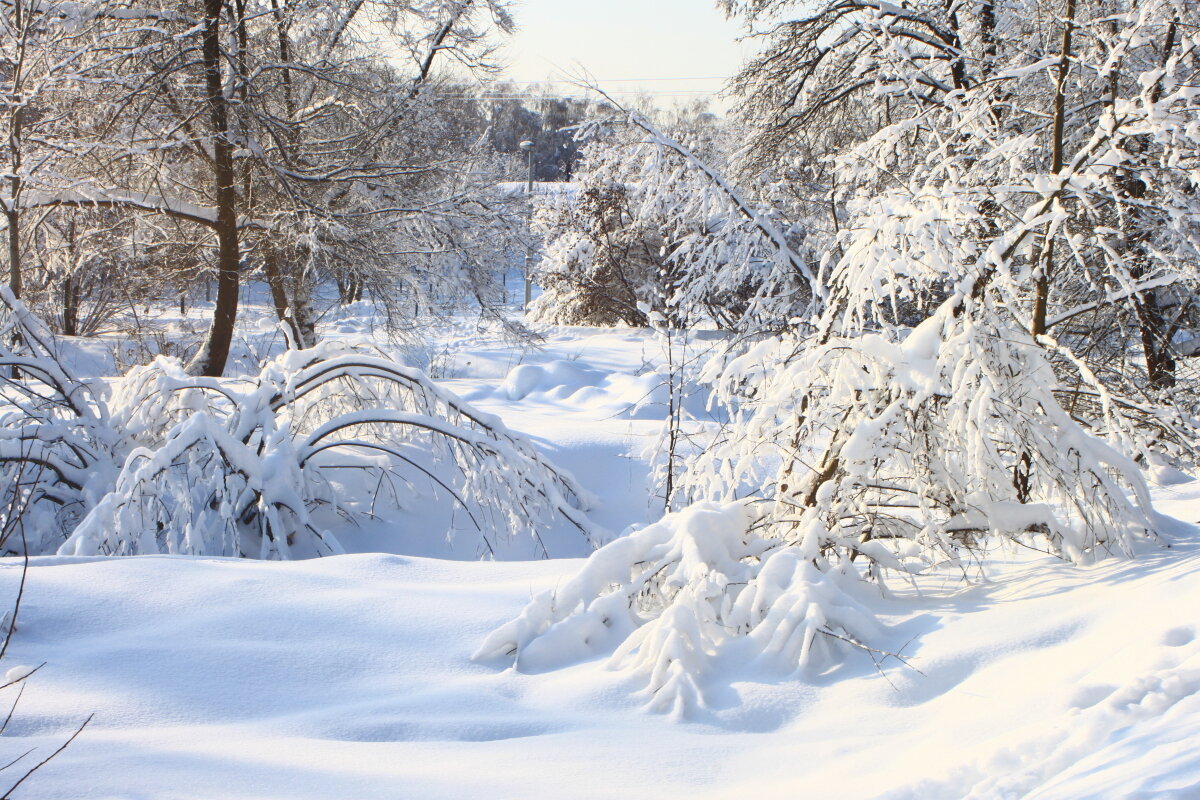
1137 291 1176 389
6 0 22 303
62 275 78 337
263 248 308 348
337 273 362 306
263 250 290 323
5 210 18 300
1134 22 1179 389
1030 0 1077 338
193 0 241 377
61 217 80 336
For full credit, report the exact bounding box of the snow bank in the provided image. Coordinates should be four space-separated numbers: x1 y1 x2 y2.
2 489 1199 798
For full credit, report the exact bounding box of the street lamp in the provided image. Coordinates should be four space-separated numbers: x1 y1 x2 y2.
519 139 535 312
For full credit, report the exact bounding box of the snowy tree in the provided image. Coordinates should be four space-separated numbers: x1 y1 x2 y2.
5 0 518 375
531 105 820 330
482 0 1200 714
724 0 1200 395
0 0 115 302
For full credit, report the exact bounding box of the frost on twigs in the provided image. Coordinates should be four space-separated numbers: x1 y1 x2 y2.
725 303 1158 569
0 287 119 555
55 341 596 558
0 291 594 558
474 501 881 718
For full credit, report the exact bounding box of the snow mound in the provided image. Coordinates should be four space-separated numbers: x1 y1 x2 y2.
497 359 705 421
500 360 606 401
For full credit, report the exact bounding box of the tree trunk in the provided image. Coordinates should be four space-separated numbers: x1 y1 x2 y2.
290 270 316 347
264 248 312 348
5 211 18 301
1133 22 1179 389
1136 291 1176 389
62 271 78 337
337 273 362 306
6 0 23 302
269 0 295 118
191 0 241 377
1030 0 1078 338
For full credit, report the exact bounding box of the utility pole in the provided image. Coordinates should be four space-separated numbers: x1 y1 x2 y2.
519 139 534 312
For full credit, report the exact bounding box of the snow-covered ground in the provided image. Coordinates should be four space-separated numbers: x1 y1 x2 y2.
4 307 1200 798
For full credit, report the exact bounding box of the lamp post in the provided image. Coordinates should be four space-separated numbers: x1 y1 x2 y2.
519 139 534 311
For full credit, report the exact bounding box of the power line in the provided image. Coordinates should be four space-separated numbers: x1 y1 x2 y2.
496 76 729 84
437 90 721 101
435 86 728 102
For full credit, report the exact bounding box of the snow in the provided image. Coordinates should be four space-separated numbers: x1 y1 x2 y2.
5 492 1200 798
18 188 220 227
3 318 1200 798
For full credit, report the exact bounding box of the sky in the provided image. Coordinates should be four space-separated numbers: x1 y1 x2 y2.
496 0 755 112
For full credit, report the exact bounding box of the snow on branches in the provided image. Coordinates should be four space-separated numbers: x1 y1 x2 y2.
483 0 1200 714
475 501 880 718
0 291 595 559
529 108 820 331
0 287 119 555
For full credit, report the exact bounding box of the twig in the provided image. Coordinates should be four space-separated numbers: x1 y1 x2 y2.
1 713 94 799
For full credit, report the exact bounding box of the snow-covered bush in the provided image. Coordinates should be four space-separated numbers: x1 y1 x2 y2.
475 502 880 718
0 291 595 558
693 304 1156 565
0 288 120 555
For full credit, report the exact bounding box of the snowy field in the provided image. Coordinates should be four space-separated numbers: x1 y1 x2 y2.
3 302 1200 799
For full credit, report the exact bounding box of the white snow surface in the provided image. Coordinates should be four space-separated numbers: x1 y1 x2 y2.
5 316 1200 798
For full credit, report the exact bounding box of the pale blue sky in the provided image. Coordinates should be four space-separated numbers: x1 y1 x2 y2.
497 0 754 110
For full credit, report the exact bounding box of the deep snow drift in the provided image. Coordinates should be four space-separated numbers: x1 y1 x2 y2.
2 316 1199 799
